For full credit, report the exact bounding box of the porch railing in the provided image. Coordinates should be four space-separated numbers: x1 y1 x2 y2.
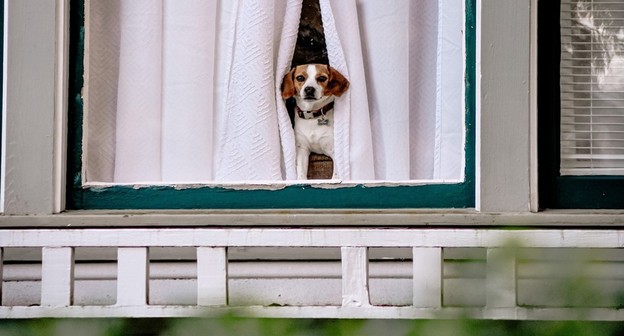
1 228 623 320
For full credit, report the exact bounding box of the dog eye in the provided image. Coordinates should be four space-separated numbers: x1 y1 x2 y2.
317 76 327 83
296 75 305 82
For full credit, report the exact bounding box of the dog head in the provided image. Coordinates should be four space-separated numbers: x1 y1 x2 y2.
281 64 349 104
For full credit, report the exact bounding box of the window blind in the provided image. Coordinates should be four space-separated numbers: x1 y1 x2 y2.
560 0 624 175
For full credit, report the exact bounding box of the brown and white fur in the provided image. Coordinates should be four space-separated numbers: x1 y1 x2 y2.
282 64 350 179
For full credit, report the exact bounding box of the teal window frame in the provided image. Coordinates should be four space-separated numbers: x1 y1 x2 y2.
538 0 624 209
66 0 476 210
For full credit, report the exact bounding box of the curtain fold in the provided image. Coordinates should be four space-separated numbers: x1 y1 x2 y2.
320 0 375 180
275 1 305 180
215 0 289 181
161 1 217 182
85 0 465 184
435 0 464 180
409 0 439 180
114 0 164 182
85 0 121 183
358 0 411 180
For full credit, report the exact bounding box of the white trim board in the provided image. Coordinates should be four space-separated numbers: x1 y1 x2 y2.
2 0 62 215
1 228 623 248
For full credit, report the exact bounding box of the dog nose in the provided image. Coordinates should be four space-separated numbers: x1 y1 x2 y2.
304 86 316 96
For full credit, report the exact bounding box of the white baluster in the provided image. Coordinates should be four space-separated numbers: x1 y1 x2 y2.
341 247 370 307
117 247 149 306
413 247 442 308
41 247 74 306
197 247 228 306
486 247 517 308
0 248 4 304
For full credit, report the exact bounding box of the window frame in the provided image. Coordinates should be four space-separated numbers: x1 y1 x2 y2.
538 0 624 209
64 0 477 210
1 0 540 216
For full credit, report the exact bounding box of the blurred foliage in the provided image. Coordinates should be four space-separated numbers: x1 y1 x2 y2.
1 318 624 336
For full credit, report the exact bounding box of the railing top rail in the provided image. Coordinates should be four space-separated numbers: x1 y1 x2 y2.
1 228 622 248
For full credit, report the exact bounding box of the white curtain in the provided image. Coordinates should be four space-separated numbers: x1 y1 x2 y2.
84 0 465 184
356 0 464 180
86 0 218 183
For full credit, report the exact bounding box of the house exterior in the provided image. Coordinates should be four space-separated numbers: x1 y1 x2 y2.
2 0 624 320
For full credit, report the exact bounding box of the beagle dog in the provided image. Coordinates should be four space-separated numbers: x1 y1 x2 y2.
282 64 350 179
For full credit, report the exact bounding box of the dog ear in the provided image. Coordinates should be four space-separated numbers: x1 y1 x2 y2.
281 68 296 100
326 66 350 97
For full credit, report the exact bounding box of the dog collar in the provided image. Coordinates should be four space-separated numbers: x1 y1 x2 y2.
296 101 334 120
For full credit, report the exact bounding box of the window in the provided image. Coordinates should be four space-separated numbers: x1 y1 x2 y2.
66 0 476 209
539 0 624 209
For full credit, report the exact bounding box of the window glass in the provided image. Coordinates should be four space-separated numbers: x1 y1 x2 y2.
560 0 624 176
67 0 475 209
538 0 624 209
82 0 465 185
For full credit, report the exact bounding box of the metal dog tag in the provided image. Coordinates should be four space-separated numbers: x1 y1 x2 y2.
318 117 330 126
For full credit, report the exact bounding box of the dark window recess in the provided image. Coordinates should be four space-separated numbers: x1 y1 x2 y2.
538 0 624 209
